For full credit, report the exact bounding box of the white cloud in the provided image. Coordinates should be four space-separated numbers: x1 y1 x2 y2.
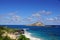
32 13 41 18
39 10 46 13
47 17 60 23
46 11 51 14
0 10 59 25
0 12 22 25
11 15 21 22
47 18 55 21
27 17 32 21
39 10 52 15
31 10 51 22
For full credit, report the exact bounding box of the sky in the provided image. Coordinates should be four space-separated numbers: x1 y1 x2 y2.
0 0 60 25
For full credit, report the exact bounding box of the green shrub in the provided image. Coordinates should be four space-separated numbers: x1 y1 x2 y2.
18 34 30 40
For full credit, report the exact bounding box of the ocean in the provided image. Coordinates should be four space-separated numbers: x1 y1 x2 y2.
1 25 60 40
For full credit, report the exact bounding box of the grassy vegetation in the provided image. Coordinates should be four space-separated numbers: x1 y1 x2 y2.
18 34 30 40
0 26 30 40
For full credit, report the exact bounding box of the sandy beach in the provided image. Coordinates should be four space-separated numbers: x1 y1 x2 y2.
23 30 42 40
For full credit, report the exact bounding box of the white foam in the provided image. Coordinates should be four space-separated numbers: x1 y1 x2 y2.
23 30 43 40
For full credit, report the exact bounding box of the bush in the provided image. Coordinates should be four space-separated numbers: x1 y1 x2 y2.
18 34 30 40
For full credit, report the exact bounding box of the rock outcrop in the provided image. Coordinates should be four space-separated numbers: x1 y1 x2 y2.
27 22 44 26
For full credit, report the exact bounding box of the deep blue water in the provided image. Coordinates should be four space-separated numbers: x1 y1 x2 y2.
1 25 60 40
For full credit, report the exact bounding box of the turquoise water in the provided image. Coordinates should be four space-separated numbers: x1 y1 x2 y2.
1 25 60 40
27 29 60 40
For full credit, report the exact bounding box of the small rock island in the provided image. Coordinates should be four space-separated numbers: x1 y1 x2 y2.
27 22 44 26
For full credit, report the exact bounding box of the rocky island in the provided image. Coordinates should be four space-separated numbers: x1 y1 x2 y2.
27 22 45 26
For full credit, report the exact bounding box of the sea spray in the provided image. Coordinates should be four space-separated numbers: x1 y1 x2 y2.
23 29 42 40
